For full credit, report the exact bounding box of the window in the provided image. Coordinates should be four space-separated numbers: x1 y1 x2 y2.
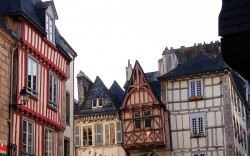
82 125 92 146
49 72 58 108
64 138 70 156
134 112 141 129
144 111 151 128
46 14 54 43
190 113 205 137
92 98 103 108
92 99 97 107
98 99 103 107
104 123 115 145
27 56 38 96
192 152 206 156
45 129 53 156
189 79 203 98
66 92 70 125
22 119 33 155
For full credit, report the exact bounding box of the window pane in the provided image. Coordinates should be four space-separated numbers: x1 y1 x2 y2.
135 119 141 129
198 117 203 134
145 118 151 127
192 118 197 134
92 99 97 107
98 98 103 107
196 80 202 96
190 81 196 96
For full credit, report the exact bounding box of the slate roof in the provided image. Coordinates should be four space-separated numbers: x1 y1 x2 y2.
109 80 124 106
159 52 229 80
76 76 124 116
74 99 79 114
231 72 249 105
0 0 71 60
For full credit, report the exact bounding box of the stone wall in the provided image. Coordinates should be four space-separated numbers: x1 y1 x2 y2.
0 27 16 143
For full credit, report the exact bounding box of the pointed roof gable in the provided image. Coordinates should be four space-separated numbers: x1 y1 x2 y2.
36 1 58 20
109 80 124 105
120 60 163 109
76 76 122 116
159 52 229 80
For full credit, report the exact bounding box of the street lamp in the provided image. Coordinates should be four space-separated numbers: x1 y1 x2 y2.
9 87 30 109
7 87 30 156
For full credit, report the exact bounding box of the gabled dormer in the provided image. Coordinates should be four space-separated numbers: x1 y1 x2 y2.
76 76 124 116
36 1 58 43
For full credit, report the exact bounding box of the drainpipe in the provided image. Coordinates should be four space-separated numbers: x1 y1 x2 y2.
8 43 18 156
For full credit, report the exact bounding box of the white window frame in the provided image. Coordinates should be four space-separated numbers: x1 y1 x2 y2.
27 56 38 96
190 112 205 137
92 98 103 108
82 125 93 146
22 119 34 155
49 72 58 108
45 13 55 43
189 79 203 98
44 128 53 156
192 152 206 156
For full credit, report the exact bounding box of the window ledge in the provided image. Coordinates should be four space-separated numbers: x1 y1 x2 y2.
47 104 58 112
190 134 205 138
134 128 141 131
144 127 151 130
189 96 203 101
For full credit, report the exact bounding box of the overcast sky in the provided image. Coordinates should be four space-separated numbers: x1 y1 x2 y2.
53 0 222 100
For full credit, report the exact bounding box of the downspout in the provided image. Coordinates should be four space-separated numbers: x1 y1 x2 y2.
72 55 75 156
8 43 18 156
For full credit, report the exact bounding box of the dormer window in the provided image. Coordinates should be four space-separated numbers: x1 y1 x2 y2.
92 98 103 108
45 13 54 43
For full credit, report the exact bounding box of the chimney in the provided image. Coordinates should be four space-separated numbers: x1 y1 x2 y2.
125 59 133 81
161 47 178 75
76 71 93 105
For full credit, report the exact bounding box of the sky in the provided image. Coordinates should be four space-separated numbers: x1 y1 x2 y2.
52 0 222 100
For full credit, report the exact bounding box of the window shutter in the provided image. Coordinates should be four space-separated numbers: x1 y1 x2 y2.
105 124 109 145
75 125 80 146
110 123 115 144
116 121 123 144
95 124 103 145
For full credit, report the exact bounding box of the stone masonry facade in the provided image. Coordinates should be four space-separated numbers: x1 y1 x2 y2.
0 26 16 143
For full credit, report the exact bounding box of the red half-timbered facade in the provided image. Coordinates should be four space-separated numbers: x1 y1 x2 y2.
0 0 72 155
120 61 171 156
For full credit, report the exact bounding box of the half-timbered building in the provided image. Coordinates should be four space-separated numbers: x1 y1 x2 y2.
159 52 249 156
121 60 171 156
0 0 72 155
75 74 126 156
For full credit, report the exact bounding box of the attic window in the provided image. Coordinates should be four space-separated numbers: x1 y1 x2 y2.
45 13 55 43
92 98 103 108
